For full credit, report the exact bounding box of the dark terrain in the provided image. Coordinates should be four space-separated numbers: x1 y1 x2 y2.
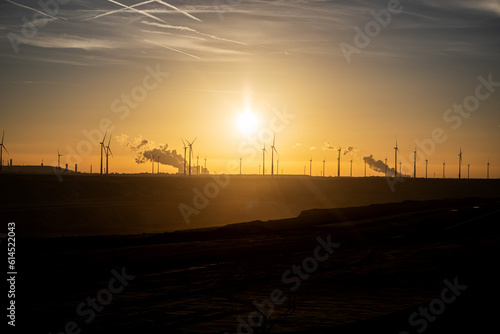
1 174 499 333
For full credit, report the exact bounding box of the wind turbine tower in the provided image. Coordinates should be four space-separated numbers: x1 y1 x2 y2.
105 135 113 175
467 163 470 179
394 140 399 177
413 148 417 178
186 138 197 176
0 131 9 173
262 143 267 175
487 161 490 179
350 159 353 177
181 139 188 176
99 132 107 175
443 161 446 179
271 134 279 176
385 157 388 176
309 158 312 176
425 158 428 179
337 147 341 177
458 148 462 179
323 158 326 177
57 150 63 169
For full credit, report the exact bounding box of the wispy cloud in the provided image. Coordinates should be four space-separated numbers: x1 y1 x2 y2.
141 20 247 45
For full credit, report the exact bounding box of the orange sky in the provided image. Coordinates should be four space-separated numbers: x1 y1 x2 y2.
1 0 499 178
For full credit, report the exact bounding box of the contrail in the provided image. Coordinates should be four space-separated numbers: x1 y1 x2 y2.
107 0 167 23
6 0 67 20
155 0 202 22
85 0 156 21
142 21 247 45
142 29 207 41
145 39 200 59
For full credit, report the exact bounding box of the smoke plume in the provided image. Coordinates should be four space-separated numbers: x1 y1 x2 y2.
343 147 357 155
322 142 335 151
123 135 186 172
363 155 395 175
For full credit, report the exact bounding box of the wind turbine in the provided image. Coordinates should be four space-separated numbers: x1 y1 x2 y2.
0 131 9 173
399 161 402 176
443 161 446 179
239 157 242 175
276 158 280 175
425 158 428 179
105 135 113 175
262 143 267 175
271 134 279 176
196 155 199 175
394 140 399 177
350 159 353 177
413 148 417 178
99 132 107 175
337 147 341 177
458 148 462 179
487 160 490 179
467 163 470 179
385 157 388 176
309 158 312 176
181 138 188 176
323 158 326 177
57 150 63 169
152 154 156 174
186 138 197 176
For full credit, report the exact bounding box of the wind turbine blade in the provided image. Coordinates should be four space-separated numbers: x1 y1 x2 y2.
102 131 107 144
181 138 186 147
192 137 197 145
109 148 114 158
3 146 9 155
108 134 112 146
1 130 4 145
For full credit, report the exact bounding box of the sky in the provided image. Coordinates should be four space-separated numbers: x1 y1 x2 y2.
0 0 499 177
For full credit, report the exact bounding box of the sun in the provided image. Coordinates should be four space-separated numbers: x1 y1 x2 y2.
237 110 259 135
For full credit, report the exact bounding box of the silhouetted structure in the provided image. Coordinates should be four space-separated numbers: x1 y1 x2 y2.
0 130 8 173
337 147 341 177
458 148 463 179
394 140 399 177
105 135 113 175
99 132 107 175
